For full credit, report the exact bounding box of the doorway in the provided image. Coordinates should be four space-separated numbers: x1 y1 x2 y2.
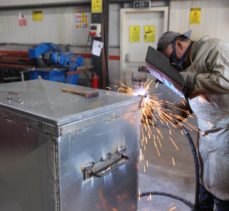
120 7 168 93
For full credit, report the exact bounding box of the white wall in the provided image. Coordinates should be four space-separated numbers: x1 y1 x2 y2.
0 7 91 45
169 0 229 41
0 0 228 44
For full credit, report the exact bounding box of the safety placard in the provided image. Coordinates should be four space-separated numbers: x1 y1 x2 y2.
92 0 102 13
32 11 43 21
76 8 88 28
19 12 26 26
130 26 140 42
144 26 155 42
190 8 201 24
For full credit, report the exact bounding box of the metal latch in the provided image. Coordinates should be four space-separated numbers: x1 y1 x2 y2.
7 92 23 104
82 146 130 182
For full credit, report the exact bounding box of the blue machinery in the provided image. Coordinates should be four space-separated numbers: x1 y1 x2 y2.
29 43 83 85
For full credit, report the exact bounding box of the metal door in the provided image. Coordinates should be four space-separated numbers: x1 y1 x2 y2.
120 7 168 93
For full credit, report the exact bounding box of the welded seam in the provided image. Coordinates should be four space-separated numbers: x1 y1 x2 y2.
54 137 60 211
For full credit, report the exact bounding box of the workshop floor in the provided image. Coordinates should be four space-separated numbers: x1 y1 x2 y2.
138 126 198 211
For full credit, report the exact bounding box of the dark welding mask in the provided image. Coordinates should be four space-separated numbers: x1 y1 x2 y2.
145 46 188 99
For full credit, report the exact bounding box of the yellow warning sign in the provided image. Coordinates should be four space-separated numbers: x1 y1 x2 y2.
190 8 201 24
32 11 43 21
92 0 102 13
130 26 140 42
144 26 155 42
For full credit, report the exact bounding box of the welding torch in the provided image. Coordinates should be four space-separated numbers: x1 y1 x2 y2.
138 91 149 108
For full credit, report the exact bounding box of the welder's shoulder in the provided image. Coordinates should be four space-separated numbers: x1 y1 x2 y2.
204 37 229 51
198 37 229 69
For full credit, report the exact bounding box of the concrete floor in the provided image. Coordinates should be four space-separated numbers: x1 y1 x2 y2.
138 125 198 211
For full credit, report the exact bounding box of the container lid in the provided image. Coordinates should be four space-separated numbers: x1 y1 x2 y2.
0 80 140 126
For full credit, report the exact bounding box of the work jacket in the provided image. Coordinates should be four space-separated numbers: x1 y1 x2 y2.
178 36 229 200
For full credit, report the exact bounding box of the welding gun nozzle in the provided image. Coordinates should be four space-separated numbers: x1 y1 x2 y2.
138 94 147 98
138 94 147 108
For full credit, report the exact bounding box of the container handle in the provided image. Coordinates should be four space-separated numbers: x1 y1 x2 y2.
7 92 23 103
90 154 130 178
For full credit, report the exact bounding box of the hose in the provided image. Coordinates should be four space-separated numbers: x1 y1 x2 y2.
140 125 199 211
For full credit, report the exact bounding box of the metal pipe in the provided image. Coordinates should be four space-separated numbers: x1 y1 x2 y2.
0 43 120 48
0 0 137 10
109 0 135 3
0 63 34 69
0 1 91 10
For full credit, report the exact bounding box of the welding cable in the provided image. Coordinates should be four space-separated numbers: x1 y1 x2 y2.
140 191 194 208
140 125 199 211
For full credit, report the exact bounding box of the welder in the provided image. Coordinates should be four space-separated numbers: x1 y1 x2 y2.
157 30 229 211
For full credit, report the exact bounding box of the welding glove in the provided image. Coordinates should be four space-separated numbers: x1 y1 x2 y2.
180 71 202 99
180 71 198 90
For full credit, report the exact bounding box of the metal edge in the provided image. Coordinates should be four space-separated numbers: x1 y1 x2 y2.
53 137 60 211
0 104 57 125
0 97 141 127
59 103 139 136
56 97 141 126
0 108 58 136
0 101 140 136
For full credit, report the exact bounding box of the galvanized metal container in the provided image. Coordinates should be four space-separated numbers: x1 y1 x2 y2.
0 79 140 211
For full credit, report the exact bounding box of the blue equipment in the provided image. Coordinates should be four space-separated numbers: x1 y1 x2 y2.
29 43 83 85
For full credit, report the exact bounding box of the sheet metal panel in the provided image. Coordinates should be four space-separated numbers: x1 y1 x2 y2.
0 115 56 211
0 80 140 211
0 80 140 127
58 110 140 211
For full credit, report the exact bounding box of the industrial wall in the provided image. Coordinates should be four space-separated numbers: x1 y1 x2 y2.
0 0 228 86
170 0 229 41
0 0 228 44
0 7 91 44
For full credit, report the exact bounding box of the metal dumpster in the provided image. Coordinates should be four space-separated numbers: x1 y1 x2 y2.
0 79 140 211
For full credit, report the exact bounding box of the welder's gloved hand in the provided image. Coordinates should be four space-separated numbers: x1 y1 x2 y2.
180 71 198 90
180 72 202 99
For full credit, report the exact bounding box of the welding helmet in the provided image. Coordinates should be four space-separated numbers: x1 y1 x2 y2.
144 30 193 99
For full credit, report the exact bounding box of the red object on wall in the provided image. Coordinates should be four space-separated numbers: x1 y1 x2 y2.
92 73 99 89
19 12 26 26
19 19 26 26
